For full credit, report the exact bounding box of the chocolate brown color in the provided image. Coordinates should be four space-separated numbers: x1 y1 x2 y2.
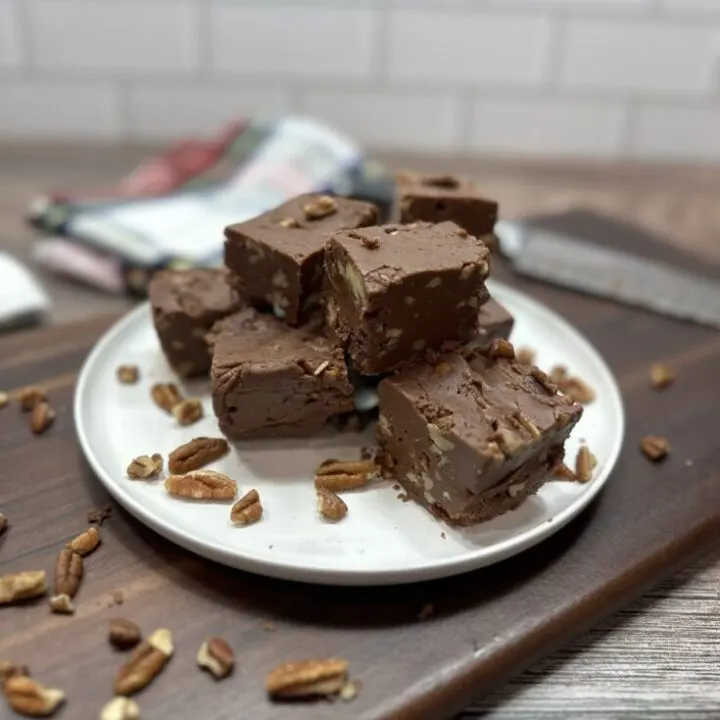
472 296 514 350
397 172 498 247
224 194 378 325
149 268 242 377
211 313 354 439
377 352 581 525
324 222 490 375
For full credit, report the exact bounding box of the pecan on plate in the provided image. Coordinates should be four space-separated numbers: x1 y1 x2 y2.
168 437 229 474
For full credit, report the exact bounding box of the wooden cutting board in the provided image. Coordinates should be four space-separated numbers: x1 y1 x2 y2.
1 262 719 720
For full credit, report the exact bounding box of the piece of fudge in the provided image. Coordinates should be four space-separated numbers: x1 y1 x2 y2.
469 297 514 351
324 221 490 375
376 349 582 526
224 194 378 325
149 268 243 378
211 313 354 439
396 172 498 249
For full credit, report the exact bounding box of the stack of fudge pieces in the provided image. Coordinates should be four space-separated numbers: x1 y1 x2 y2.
149 175 582 526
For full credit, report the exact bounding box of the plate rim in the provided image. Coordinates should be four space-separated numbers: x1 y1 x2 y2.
74 281 625 586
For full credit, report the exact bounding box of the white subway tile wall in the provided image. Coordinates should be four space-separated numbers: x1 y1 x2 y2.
2 0 720 159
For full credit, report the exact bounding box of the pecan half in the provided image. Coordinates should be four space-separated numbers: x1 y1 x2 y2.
100 696 140 720
19 386 46 412
168 437 229 474
197 637 235 679
30 402 55 435
301 195 337 220
67 527 101 556
172 399 203 426
340 680 361 701
4 675 65 717
575 446 596 483
0 571 46 605
114 628 173 696
266 658 348 699
116 365 139 385
650 362 674 390
640 435 670 462
314 459 377 492
165 470 236 501
316 488 347 521
230 490 262 525
54 548 83 598
109 619 142 650
361 235 380 250
49 594 74 615
150 383 182 413
127 454 163 479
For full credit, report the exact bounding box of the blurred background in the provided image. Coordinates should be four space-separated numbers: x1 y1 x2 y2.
2 0 720 159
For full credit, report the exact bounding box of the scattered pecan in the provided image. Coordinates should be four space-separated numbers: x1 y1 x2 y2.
168 437 229 474
650 363 675 390
575 446 596 483
488 338 515 360
54 548 83 598
109 619 142 650
49 594 74 615
30 402 55 435
67 527 101 556
19 386 46 412
87 506 112 525
301 195 337 220
0 512 7 536
165 470 237 501
126 454 163 479
516 347 535 366
230 489 262 525
278 217 299 229
549 365 568 384
361 235 379 250
266 658 349 699
116 365 139 385
510 410 540 438
150 383 182 413
314 459 377 492
172 398 203 426
0 571 46 605
552 462 577 481
557 375 596 404
0 660 29 685
640 435 670 462
4 675 65 717
114 628 173 696
100 696 140 720
316 488 347 521
197 637 235 679
0 391 8 408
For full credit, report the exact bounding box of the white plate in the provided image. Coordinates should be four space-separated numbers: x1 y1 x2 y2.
75 281 624 586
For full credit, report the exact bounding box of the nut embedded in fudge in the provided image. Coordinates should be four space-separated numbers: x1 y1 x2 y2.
376 350 582 526
149 268 243 378
211 312 354 439
224 194 378 325
396 172 498 249
324 221 491 375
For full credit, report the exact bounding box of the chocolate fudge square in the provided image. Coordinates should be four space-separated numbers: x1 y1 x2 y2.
396 172 499 248
149 268 243 378
324 222 490 375
224 194 378 325
211 314 354 439
377 350 582 526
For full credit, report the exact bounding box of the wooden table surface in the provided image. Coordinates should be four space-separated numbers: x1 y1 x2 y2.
1 143 720 719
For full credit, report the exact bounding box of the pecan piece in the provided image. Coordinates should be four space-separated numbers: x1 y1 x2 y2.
87 506 112 525
314 459 377 492
168 437 229 474
172 398 203 426
0 571 46 605
640 435 670 462
316 488 347 522
30 402 55 435
530 367 558 395
0 660 29 685
54 548 83 598
165 470 237 501
552 462 577 481
67 526 101 556
109 619 142 650
4 675 65 717
650 362 674 390
127 454 163 479
19 386 46 412
197 637 235 679
361 235 380 250
49 594 74 615
301 195 337 220
516 347 535 366
116 365 139 385
278 217 299 229
575 446 596 483
557 375 596 404
100 696 140 720
266 658 348 699
488 338 515 360
230 489 262 525
114 628 173 696
150 383 182 413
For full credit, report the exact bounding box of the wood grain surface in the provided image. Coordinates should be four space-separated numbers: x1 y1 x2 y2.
1 143 720 720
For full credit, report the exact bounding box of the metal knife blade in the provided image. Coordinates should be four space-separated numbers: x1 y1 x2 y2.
495 219 720 330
